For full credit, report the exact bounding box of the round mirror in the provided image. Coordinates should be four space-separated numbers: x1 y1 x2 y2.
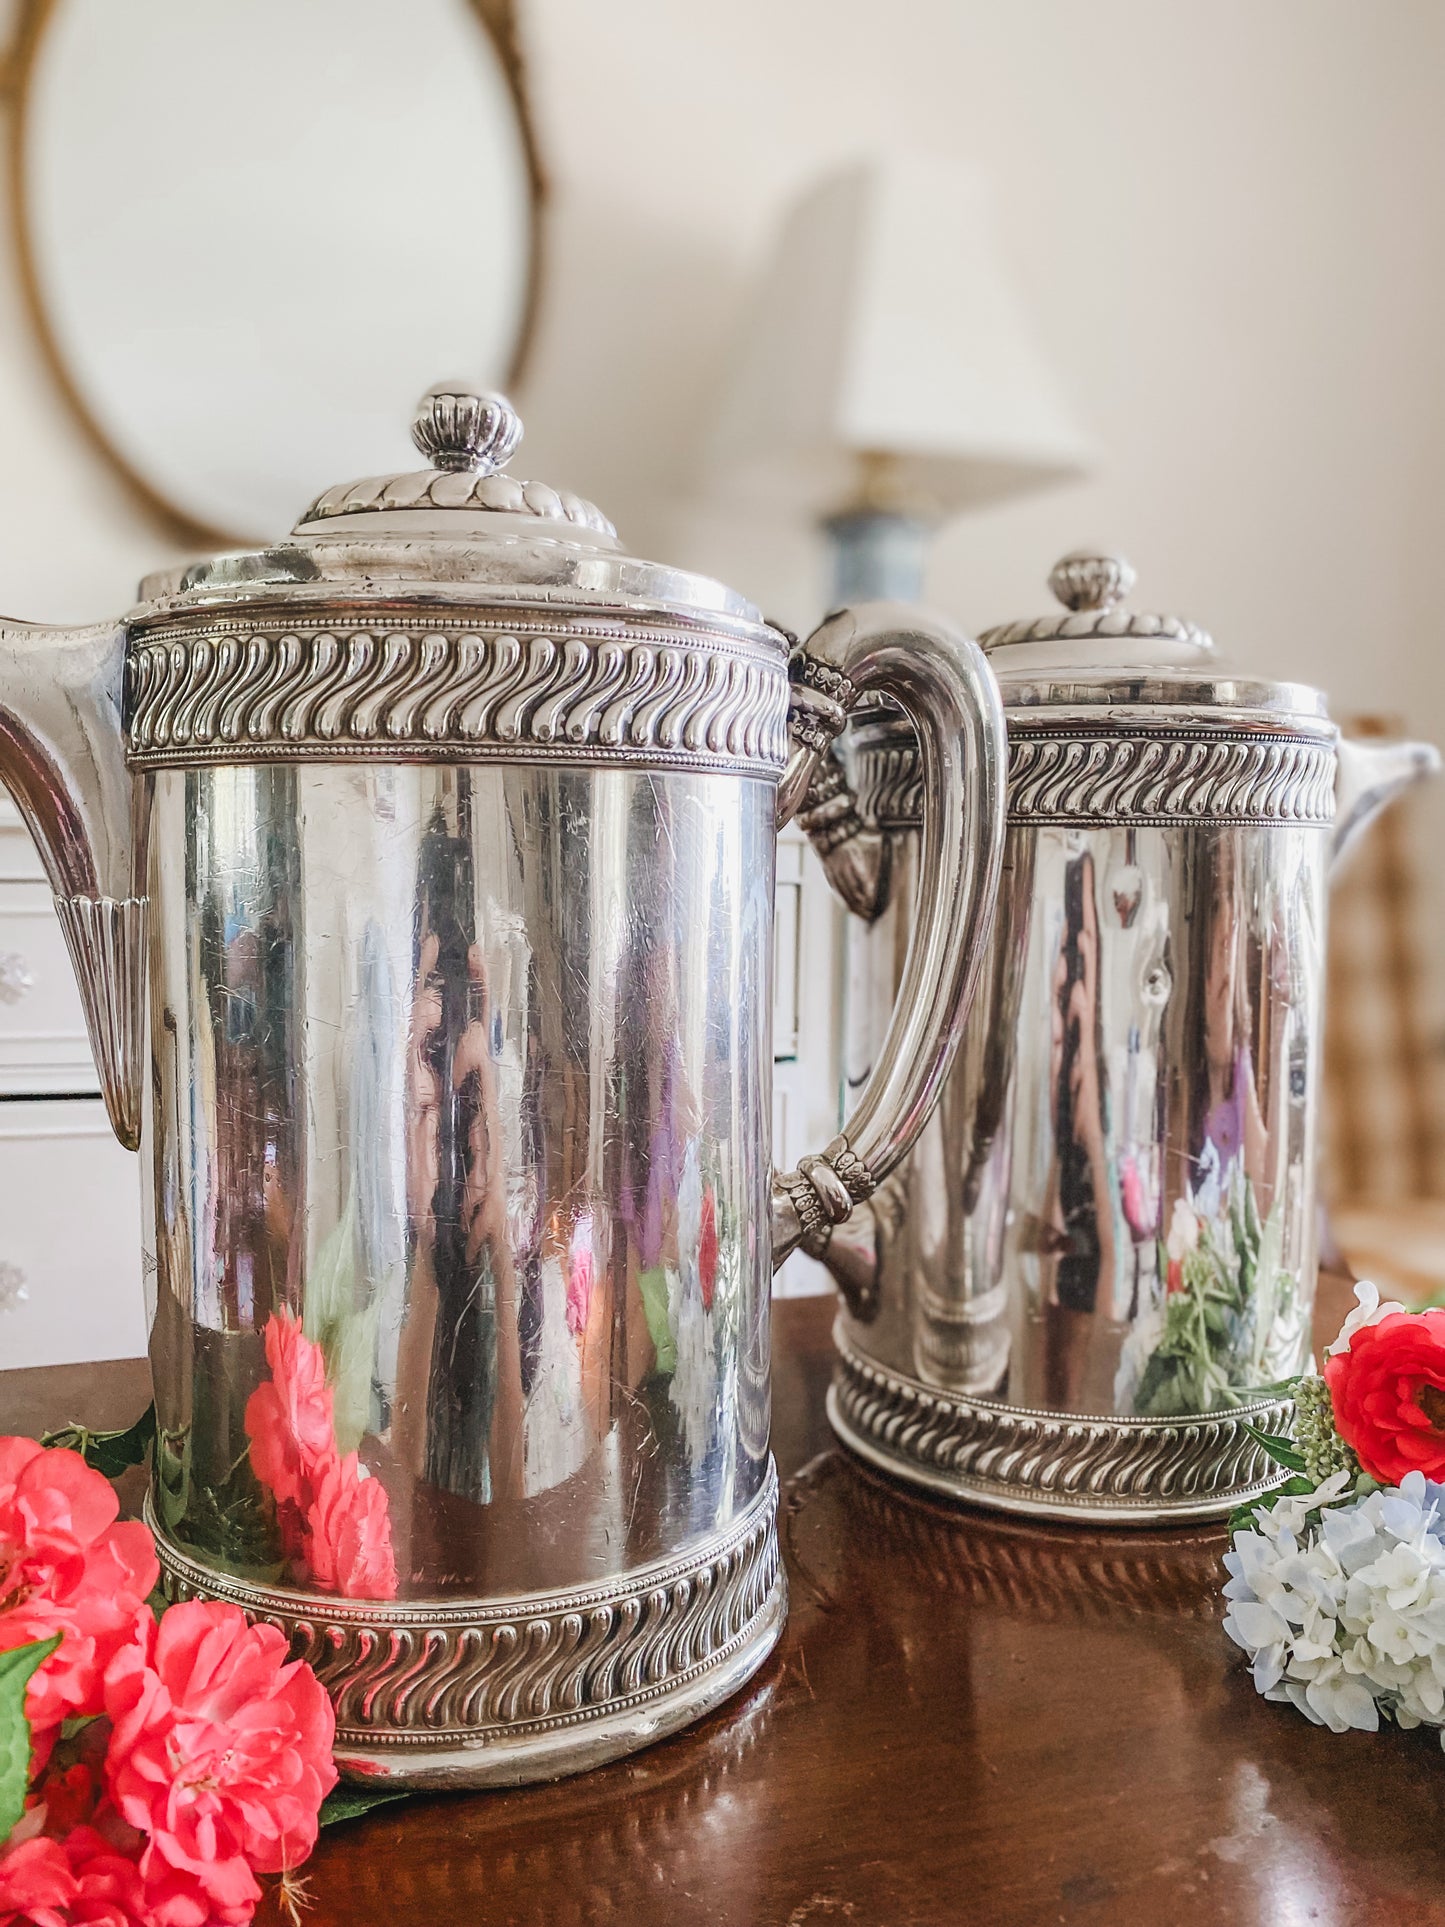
14 0 542 543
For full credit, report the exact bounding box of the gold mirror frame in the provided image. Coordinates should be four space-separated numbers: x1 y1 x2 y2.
1 0 546 548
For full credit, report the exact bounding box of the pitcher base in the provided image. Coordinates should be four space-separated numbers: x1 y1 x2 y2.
828 1325 1294 1525
150 1462 784 1788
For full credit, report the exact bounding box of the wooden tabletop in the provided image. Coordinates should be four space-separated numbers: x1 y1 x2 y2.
6 1282 1445 1927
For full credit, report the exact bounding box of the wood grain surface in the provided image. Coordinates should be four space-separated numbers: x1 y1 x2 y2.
6 1275 1443 1926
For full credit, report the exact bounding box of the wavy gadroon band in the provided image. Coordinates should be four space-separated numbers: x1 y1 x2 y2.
847 719 1338 830
828 1324 1296 1525
124 614 790 772
150 1464 784 1788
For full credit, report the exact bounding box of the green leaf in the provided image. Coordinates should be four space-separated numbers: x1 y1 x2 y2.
1227 1498 1270 1537
1241 1422 1308 1473
42 1405 156 1481
0 1635 61 1845
319 1785 415 1828
1237 1376 1303 1402
1226 1474 1317 1540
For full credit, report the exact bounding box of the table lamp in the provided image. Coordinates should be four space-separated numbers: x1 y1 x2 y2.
706 154 1094 604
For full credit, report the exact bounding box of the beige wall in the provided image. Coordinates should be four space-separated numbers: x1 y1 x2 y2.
2 0 1443 1043
515 0 1445 692
518 0 1445 1087
5 1 1443 687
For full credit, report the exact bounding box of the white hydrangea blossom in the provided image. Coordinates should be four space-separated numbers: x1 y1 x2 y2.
1224 1471 1445 1743
1324 1278 1408 1358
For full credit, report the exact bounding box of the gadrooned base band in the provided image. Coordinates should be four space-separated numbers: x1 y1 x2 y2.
150 1461 784 1789
828 1323 1293 1525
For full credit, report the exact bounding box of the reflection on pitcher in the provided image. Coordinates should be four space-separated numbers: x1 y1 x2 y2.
1118 832 1309 1417
1041 850 1115 1409
392 775 743 1518
913 818 1323 1424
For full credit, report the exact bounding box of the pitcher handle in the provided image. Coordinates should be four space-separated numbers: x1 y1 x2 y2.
771 600 1006 1271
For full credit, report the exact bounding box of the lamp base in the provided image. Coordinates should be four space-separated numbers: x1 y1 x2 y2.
822 508 928 607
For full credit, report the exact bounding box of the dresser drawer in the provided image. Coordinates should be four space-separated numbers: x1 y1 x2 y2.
0 878 100 1095
0 1098 146 1371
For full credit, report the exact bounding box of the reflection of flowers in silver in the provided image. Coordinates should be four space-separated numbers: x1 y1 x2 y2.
669 1144 718 1466
1224 1470 1445 1744
1119 1148 1301 1417
0 1261 29 1311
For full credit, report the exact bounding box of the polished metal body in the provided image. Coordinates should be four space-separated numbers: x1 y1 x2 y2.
0 388 1005 1780
804 552 1438 1523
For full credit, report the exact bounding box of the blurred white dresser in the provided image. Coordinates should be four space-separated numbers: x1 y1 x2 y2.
0 792 145 1369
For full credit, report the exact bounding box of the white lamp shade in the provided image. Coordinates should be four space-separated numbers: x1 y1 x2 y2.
707 155 1094 519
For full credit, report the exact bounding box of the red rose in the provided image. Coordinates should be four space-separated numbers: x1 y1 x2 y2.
1324 1308 1445 1484
0 1438 158 1751
103 1600 337 1926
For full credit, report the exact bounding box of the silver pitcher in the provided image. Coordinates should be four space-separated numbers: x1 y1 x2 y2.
802 550 1437 1523
0 388 1005 1783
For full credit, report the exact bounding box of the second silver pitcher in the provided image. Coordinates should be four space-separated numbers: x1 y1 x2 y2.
803 551 1438 1522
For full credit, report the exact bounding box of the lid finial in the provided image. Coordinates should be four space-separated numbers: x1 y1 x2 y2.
1048 551 1137 614
411 385 523 475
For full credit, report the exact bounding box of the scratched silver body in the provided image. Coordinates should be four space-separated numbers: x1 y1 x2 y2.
803 552 1437 1524
0 388 1005 1781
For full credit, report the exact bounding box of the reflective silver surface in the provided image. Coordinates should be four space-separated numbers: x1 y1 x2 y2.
809 552 1439 1521
0 389 1006 1779
844 805 1325 1400
145 759 779 1587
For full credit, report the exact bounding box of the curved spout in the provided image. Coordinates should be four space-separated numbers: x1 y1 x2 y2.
1332 734 1441 874
0 617 144 1148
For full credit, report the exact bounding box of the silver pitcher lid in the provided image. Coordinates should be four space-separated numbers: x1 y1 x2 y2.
136 386 767 632
296 386 619 541
977 550 1329 724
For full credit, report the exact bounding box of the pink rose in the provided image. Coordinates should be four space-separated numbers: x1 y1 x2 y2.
0 1833 76 1927
103 1600 337 1925
305 1454 398 1601
54 1828 149 1927
0 1824 148 1927
244 1314 398 1600
0 1438 158 1750
30 1752 105 1840
243 1313 334 1512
